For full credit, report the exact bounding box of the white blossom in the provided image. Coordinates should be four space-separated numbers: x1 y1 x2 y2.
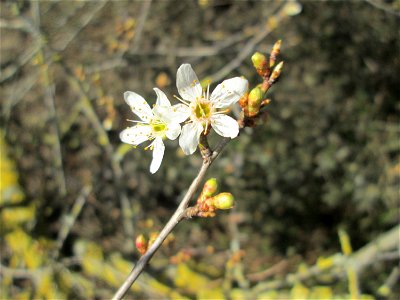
174 64 248 155
120 88 185 173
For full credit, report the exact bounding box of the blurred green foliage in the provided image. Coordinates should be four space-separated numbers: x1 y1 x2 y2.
0 0 398 299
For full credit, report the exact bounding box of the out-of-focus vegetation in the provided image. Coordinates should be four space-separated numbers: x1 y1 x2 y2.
1 0 399 299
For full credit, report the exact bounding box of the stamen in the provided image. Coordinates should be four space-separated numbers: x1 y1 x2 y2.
190 80 195 87
144 138 156 151
173 95 190 106
199 102 207 117
127 119 147 124
206 84 210 100
151 119 163 125
213 109 230 115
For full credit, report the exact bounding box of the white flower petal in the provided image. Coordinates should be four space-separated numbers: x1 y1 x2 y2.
210 77 248 108
210 114 239 138
166 122 181 140
152 104 190 124
179 122 203 155
124 91 153 122
150 137 165 174
176 64 202 101
152 106 171 122
120 125 152 145
153 88 171 107
168 104 191 123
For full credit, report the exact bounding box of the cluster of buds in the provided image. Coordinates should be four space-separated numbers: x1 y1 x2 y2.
185 178 235 218
135 231 159 255
170 249 192 264
107 17 135 54
239 40 283 120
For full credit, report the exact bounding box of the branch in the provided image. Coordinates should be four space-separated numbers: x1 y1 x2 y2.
252 224 400 293
52 185 92 259
112 137 231 300
33 1 67 197
364 0 400 17
130 0 152 53
60 61 135 239
208 3 285 83
113 36 284 298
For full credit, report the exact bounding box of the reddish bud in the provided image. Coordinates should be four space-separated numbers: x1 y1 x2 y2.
239 92 249 109
269 61 284 84
135 234 148 255
269 40 282 68
198 211 216 218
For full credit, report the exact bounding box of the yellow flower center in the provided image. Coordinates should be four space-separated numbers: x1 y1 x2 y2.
150 121 166 133
191 99 213 121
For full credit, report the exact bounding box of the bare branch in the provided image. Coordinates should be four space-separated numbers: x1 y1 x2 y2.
252 224 400 293
112 136 232 300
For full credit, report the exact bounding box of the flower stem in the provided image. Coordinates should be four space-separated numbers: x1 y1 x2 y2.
112 137 231 300
199 133 212 159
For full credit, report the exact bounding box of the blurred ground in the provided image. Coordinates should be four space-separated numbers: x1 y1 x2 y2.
1 0 399 299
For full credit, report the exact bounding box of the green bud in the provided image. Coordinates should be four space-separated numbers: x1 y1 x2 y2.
202 178 218 197
247 86 264 117
212 192 234 210
251 52 267 69
251 52 268 77
248 86 264 103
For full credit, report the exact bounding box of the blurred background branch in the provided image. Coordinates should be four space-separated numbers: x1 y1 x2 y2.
1 0 398 299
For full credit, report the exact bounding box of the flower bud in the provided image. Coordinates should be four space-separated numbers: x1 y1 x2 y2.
269 61 284 84
202 178 218 198
251 52 268 77
238 92 248 109
212 192 235 210
135 234 148 255
269 40 281 67
261 99 271 107
247 86 264 117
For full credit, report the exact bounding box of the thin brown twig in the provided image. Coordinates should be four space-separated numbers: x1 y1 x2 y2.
247 260 289 282
364 0 400 17
380 267 400 295
252 224 400 293
208 4 287 83
26 5 136 238
60 61 135 239
112 136 231 300
2 70 39 133
0 1 107 83
50 1 109 51
84 1 151 75
85 23 256 75
130 0 152 53
33 1 67 197
0 18 34 32
0 264 38 279
52 185 92 259
127 28 254 57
